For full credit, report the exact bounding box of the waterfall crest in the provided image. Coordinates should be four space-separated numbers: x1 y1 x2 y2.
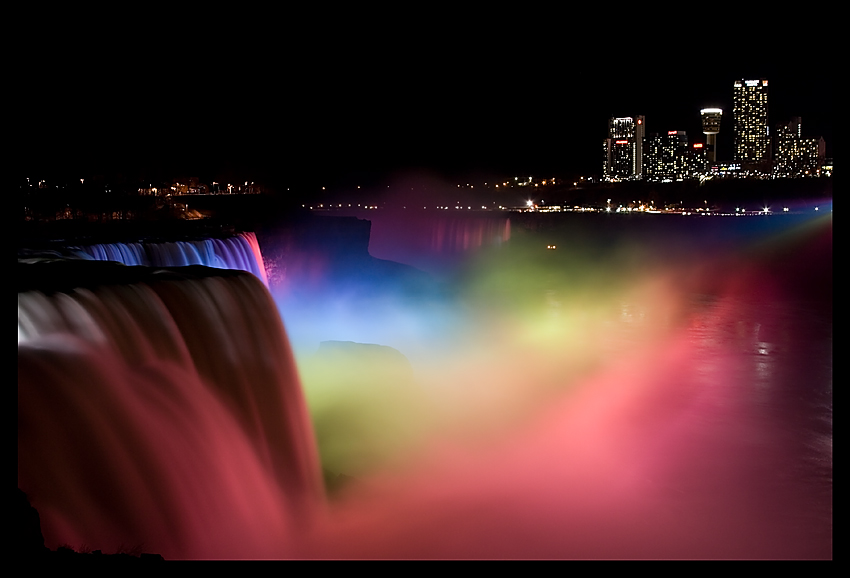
70 232 269 286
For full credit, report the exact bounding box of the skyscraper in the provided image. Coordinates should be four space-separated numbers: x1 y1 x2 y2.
700 108 722 164
733 79 769 170
602 115 645 181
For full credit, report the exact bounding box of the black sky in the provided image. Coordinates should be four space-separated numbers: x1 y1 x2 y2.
13 16 832 196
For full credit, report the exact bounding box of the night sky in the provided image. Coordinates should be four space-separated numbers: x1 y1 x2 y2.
14 17 832 199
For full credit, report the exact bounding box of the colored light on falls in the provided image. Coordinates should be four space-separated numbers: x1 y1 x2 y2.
69 232 269 286
18 260 322 559
18 215 832 559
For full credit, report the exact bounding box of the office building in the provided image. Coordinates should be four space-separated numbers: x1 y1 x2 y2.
644 131 690 181
773 117 826 177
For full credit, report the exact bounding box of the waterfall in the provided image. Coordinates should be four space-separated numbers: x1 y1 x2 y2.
18 215 831 559
366 213 512 276
17 259 322 559
70 232 269 286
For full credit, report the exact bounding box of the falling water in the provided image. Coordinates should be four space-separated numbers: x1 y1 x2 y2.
18 259 322 559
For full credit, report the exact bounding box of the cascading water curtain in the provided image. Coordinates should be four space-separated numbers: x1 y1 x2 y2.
18 261 321 559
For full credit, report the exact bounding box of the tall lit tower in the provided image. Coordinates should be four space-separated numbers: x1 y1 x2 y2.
733 79 769 169
700 108 722 163
603 115 645 181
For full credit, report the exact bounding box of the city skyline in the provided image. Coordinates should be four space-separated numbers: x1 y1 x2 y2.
13 36 832 193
